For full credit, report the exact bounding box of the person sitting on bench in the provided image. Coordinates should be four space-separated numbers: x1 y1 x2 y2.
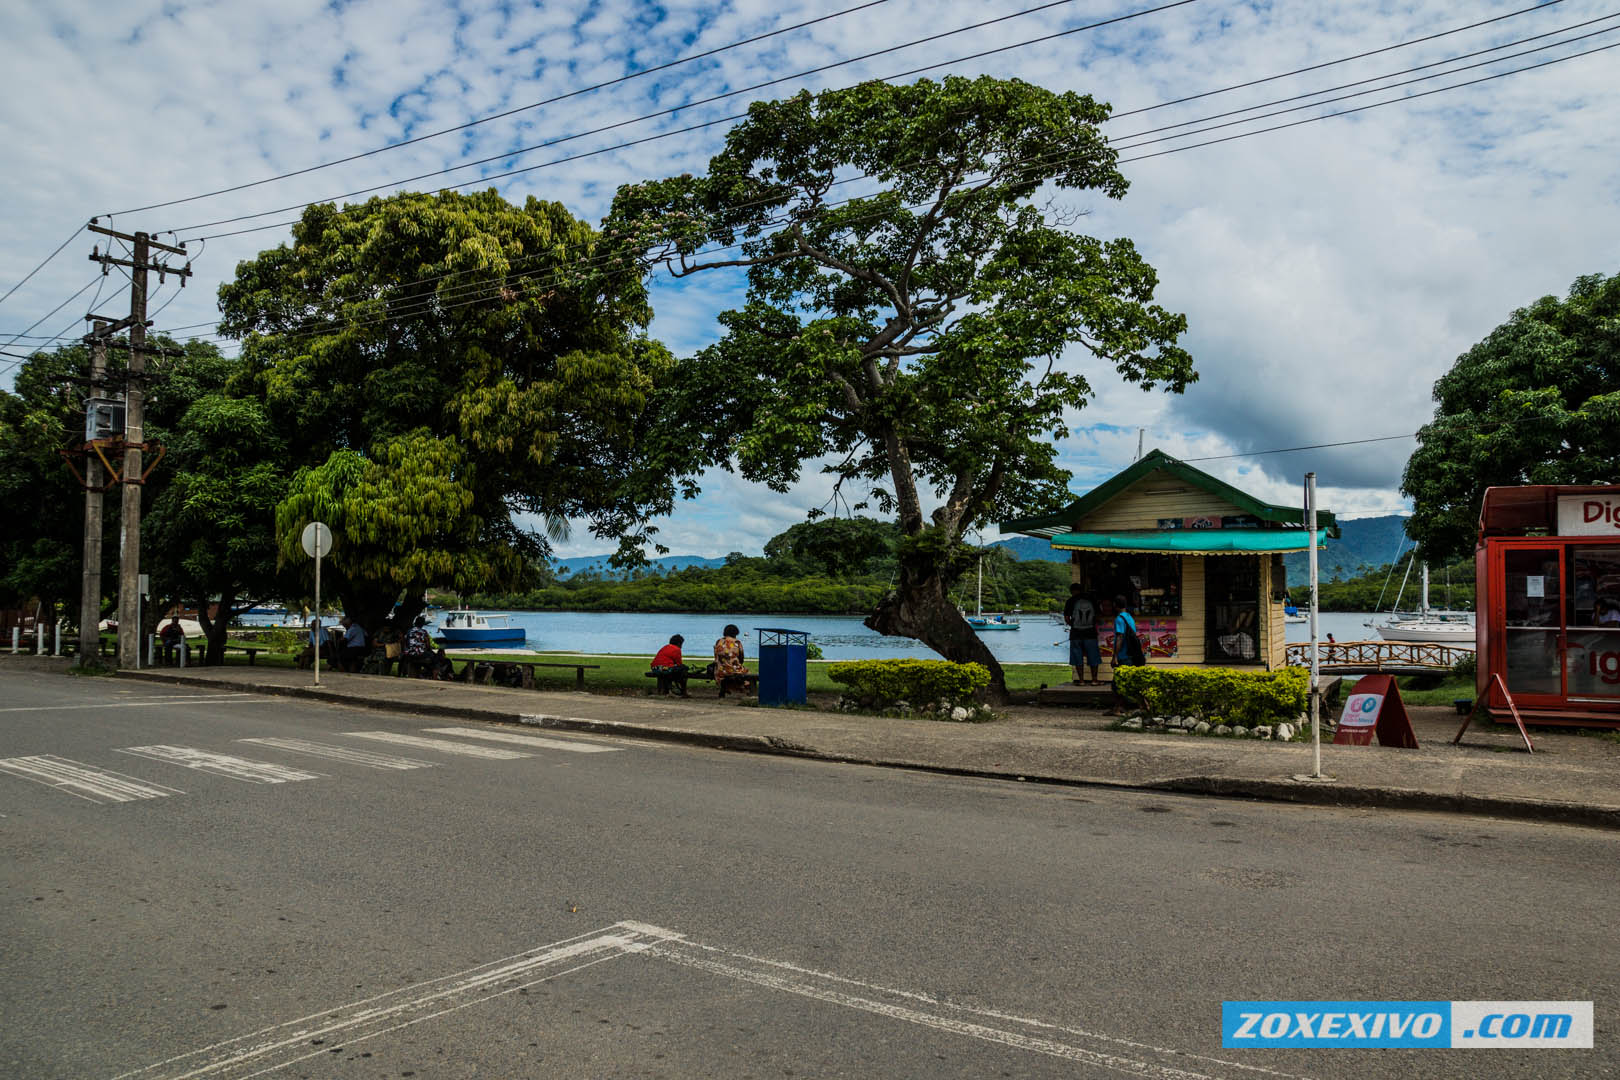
713 624 751 697
159 618 186 665
650 634 690 697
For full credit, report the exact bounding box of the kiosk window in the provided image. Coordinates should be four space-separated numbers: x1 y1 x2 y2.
1076 553 1181 616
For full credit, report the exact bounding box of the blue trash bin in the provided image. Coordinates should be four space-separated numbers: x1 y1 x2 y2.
756 628 809 706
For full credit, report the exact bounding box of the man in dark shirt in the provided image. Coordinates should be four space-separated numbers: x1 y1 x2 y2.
1063 583 1101 685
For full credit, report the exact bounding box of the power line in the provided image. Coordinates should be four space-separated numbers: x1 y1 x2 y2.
1112 20 1620 150
164 0 1200 237
1111 0 1569 119
0 223 85 311
170 0 1567 247
113 0 905 216
1111 9 1619 142
1115 37 1620 164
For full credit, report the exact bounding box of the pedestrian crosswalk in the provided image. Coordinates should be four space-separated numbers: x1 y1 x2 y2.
0 724 621 808
0 755 184 804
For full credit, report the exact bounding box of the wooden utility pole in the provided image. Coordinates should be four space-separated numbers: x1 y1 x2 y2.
77 320 110 660
87 224 190 668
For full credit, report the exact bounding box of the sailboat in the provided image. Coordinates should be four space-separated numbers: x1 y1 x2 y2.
965 557 1021 631
1373 562 1475 645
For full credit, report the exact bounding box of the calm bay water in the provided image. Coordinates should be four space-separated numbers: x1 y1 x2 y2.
248 609 1386 663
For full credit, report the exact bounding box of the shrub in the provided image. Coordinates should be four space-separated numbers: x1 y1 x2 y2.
1450 650 1476 679
827 659 991 708
1112 666 1309 728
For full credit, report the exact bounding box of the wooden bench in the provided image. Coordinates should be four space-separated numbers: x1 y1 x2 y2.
222 644 267 664
644 668 759 697
456 658 600 689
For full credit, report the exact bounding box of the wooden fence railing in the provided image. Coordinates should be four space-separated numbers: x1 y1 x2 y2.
1284 639 1472 671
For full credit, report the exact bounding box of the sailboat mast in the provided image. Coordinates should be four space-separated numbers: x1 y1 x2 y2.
1421 563 1430 616
976 557 983 617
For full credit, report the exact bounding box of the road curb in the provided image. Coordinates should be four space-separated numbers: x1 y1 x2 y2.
117 671 1620 831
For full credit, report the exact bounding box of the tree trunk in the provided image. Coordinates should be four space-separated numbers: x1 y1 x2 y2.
198 593 234 666
864 554 1010 703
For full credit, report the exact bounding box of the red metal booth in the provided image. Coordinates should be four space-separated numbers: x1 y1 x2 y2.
1476 485 1620 727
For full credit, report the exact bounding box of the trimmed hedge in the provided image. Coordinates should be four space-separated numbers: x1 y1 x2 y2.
1112 665 1309 728
827 658 991 706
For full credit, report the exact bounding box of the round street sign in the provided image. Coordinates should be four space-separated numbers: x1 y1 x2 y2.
300 521 334 558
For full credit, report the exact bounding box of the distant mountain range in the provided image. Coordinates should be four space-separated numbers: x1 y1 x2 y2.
553 514 1411 583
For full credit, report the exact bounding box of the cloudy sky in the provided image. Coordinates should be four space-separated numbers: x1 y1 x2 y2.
2 0 1616 558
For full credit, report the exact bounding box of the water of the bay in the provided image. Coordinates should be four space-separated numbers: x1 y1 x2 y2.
247 609 1388 663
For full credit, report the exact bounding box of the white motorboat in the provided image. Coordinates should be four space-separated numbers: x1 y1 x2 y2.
437 609 526 645
1371 563 1475 645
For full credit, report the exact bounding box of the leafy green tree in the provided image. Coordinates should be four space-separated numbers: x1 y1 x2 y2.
763 516 900 579
219 188 677 634
605 76 1194 698
0 347 97 623
1403 271 1620 562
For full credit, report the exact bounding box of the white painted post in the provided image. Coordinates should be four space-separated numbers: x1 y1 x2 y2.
147 634 156 667
314 536 322 687
54 621 62 656
178 637 186 668
10 627 18 654
1308 472 1322 778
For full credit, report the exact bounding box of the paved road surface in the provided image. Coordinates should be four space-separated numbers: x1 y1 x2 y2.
2 670 1613 1078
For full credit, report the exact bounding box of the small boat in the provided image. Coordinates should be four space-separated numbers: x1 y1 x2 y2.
437 610 527 645
967 615 1021 631
1371 564 1475 646
1283 598 1307 625
965 557 1020 631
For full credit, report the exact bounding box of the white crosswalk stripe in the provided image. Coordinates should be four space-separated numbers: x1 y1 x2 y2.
238 737 439 770
420 727 621 753
115 746 323 783
340 731 531 759
0 755 184 803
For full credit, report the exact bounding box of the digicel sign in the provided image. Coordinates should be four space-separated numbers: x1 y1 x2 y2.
1557 494 1620 536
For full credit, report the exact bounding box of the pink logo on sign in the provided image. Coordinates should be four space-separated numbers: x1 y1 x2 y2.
1339 693 1383 728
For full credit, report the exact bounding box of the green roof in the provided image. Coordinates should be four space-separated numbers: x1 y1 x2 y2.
999 449 1339 538
1050 529 1333 554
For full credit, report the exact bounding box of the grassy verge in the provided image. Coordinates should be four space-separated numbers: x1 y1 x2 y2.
203 642 1073 697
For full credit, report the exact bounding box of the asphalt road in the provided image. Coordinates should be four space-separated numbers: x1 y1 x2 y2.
1 668 1614 1079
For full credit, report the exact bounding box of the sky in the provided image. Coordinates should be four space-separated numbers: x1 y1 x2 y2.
2 0 1616 559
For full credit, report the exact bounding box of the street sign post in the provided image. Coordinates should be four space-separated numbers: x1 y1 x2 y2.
301 522 333 686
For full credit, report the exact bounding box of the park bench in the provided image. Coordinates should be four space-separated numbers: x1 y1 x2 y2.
456 658 600 689
644 666 759 697
221 644 267 664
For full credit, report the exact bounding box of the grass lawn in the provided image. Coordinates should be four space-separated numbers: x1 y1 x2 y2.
203 639 1075 697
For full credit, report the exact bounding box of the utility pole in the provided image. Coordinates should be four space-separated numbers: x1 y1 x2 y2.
87 224 190 668
77 320 109 660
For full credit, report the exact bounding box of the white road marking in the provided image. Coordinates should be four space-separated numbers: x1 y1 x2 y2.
420 726 621 752
0 755 184 803
115 920 1314 1080
650 937 1318 1080
0 695 254 714
109 923 678 1079
237 738 438 770
340 731 531 759
115 746 322 784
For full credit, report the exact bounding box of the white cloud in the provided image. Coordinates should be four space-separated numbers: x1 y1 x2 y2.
3 0 1616 558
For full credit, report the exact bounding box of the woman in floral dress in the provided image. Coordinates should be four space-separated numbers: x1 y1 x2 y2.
713 624 750 697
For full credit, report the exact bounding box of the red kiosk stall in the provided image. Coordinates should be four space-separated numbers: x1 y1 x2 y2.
1476 485 1620 728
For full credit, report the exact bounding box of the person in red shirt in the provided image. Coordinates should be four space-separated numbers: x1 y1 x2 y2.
650 634 689 697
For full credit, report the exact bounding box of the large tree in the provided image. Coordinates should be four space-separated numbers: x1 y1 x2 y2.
219 188 676 634
1402 271 1620 562
604 76 1194 698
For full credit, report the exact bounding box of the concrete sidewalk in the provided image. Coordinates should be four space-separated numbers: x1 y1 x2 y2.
20 656 1620 829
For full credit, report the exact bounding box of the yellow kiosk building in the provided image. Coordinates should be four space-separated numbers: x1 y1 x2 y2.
1000 450 1336 675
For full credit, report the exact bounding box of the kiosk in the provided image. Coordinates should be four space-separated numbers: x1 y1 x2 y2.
1001 450 1335 677
1474 485 1620 728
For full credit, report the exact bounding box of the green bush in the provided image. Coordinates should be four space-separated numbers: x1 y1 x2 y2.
827 659 991 707
1451 650 1476 679
1112 666 1309 728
